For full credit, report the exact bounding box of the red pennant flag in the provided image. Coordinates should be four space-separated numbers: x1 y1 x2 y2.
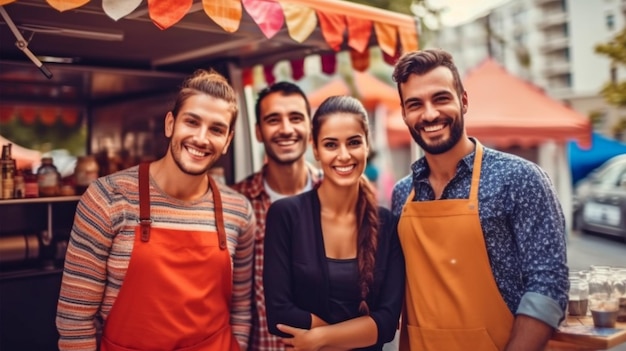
148 0 192 30
317 12 346 51
321 53 337 75
290 58 305 81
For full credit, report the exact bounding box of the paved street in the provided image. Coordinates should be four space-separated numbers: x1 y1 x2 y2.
567 230 626 271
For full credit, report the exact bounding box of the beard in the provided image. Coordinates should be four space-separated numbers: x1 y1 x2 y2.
410 113 464 155
169 141 213 176
263 136 307 166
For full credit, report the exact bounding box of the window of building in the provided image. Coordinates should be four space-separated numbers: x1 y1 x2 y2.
606 13 615 30
611 66 618 83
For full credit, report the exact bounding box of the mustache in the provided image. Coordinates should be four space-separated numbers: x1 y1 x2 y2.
414 117 452 130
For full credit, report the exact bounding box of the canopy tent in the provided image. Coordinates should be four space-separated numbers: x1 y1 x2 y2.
0 0 418 75
568 132 626 185
307 71 400 111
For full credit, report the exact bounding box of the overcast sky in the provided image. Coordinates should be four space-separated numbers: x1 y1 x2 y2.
428 0 511 26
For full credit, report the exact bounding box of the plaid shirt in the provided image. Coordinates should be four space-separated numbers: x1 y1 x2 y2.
232 163 322 351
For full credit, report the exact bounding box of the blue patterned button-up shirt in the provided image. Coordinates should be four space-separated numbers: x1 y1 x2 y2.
391 142 569 328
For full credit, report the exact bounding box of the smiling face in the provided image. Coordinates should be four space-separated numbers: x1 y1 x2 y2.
165 93 234 176
400 66 468 155
313 113 369 188
255 92 311 165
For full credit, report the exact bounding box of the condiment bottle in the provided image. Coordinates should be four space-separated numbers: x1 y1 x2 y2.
1 143 15 199
23 168 39 198
74 155 99 194
37 157 61 197
13 170 25 199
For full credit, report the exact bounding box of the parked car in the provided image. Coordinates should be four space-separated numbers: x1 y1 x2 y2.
573 154 626 239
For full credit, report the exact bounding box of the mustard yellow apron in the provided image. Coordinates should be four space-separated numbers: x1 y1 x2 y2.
398 142 514 351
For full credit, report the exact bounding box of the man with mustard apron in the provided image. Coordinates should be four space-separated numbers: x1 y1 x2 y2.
390 49 569 350
57 69 256 350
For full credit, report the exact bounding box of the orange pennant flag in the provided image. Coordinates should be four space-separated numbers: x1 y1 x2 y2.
373 22 398 57
281 2 316 43
350 48 370 72
149 0 192 30
347 17 371 53
242 0 284 39
399 25 419 53
203 0 242 33
46 0 89 12
317 12 346 51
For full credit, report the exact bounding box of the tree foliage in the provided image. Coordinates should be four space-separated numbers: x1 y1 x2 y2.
345 0 414 15
595 27 626 107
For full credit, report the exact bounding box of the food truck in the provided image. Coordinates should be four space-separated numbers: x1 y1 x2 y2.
0 0 418 349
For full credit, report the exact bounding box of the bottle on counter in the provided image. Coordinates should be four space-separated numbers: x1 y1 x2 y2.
13 170 25 199
22 168 39 198
37 157 61 197
74 155 99 194
1 143 16 199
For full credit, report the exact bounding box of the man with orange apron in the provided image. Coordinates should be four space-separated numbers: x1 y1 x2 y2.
57 69 255 351
100 163 239 351
390 49 569 350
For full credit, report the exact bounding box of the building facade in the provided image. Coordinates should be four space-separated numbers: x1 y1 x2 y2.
431 0 626 139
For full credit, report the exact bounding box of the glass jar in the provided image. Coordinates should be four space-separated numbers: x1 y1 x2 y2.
568 270 589 316
588 266 619 314
74 155 99 194
37 157 61 197
613 267 626 322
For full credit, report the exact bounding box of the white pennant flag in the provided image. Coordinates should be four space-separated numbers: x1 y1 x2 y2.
103 0 143 21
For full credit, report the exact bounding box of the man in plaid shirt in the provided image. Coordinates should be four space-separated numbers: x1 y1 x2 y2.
232 82 322 351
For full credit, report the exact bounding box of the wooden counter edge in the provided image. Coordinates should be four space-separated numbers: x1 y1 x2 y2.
546 315 626 350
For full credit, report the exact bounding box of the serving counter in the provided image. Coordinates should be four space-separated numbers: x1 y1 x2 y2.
548 315 626 350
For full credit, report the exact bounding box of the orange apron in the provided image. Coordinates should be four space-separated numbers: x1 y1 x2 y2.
101 162 239 351
398 142 514 351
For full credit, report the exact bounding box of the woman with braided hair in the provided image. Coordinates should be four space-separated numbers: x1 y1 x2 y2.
263 95 405 350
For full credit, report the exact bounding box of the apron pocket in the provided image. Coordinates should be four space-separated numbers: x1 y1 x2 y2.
407 324 500 351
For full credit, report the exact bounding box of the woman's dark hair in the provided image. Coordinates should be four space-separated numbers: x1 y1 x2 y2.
392 49 464 103
171 69 239 129
312 95 379 315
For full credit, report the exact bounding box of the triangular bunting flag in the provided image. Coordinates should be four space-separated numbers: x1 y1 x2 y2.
203 0 243 33
374 22 398 57
281 2 317 43
103 0 142 21
347 17 371 53
321 53 337 75
46 0 89 12
242 67 253 86
350 48 370 72
399 26 419 53
290 58 305 81
264 63 276 85
317 12 346 51
242 0 284 39
148 0 192 30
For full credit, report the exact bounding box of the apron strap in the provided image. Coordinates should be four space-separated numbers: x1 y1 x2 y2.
139 162 152 242
208 175 227 250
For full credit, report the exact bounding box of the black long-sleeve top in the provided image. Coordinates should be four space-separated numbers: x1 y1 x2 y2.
263 189 405 350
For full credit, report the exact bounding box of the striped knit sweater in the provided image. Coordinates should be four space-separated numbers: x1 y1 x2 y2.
56 166 255 351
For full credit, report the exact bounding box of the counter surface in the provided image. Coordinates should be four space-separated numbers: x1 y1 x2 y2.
548 315 626 350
